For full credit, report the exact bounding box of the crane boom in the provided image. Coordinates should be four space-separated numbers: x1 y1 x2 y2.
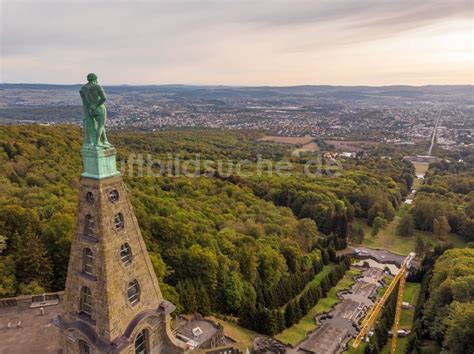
391 269 407 354
352 252 415 350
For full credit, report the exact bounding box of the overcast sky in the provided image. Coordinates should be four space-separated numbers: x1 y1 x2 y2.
1 0 472 85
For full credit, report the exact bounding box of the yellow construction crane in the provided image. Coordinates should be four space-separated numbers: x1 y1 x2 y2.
352 252 415 354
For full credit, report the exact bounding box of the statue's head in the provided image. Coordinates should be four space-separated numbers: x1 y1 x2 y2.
87 73 98 82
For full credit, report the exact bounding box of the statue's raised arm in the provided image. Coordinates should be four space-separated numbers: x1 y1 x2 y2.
80 73 110 148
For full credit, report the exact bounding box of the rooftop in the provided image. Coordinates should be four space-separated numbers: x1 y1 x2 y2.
0 294 237 354
0 293 62 354
175 316 222 350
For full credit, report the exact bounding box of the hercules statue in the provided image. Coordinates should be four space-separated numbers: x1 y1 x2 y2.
80 73 110 147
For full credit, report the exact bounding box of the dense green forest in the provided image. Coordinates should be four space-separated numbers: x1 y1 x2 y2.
0 124 462 337
406 247 474 354
403 158 474 242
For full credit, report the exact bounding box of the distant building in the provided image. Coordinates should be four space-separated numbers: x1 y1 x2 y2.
340 152 356 158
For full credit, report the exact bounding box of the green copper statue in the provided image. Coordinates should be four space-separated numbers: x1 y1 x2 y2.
80 73 110 147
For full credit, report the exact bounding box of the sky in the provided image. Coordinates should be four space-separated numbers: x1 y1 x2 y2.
1 0 473 86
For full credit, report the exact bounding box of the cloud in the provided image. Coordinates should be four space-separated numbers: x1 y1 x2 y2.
1 0 472 85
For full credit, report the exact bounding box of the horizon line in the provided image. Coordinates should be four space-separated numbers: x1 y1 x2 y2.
1 82 473 88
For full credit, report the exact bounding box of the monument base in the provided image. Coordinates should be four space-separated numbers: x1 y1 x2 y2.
80 145 120 180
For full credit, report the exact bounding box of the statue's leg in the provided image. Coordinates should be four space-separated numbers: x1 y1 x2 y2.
102 130 110 145
95 124 103 146
95 107 106 146
101 107 110 145
88 115 96 146
92 115 98 141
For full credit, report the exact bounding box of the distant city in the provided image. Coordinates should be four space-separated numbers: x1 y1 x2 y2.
0 84 472 150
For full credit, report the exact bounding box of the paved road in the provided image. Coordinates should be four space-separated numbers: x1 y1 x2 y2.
339 246 419 269
428 115 441 156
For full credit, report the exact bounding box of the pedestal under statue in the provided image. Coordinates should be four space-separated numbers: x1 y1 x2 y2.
79 73 119 180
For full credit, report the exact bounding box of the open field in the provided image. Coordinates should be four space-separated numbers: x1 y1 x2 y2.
324 139 378 152
412 162 429 176
258 135 314 145
353 210 466 256
403 282 420 306
275 268 361 346
399 309 415 328
293 141 320 153
381 337 409 354
206 316 258 348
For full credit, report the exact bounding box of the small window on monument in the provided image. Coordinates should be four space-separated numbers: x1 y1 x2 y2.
109 189 119 203
120 243 133 264
84 215 94 236
114 213 125 230
134 329 149 354
128 280 140 305
83 248 93 275
80 286 92 315
78 339 91 354
86 192 94 204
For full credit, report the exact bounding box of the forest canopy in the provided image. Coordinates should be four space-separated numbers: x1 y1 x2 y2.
0 125 416 331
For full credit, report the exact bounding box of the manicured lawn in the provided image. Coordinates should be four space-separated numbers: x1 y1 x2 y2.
377 279 419 300
412 162 429 176
403 282 420 306
353 213 466 256
207 316 258 348
290 263 337 305
399 309 415 328
346 341 368 354
279 263 338 310
275 268 361 346
381 336 409 354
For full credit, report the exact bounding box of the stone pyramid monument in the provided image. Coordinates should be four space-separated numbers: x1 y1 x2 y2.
54 73 185 354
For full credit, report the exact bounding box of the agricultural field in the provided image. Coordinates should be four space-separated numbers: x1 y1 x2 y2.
293 141 320 153
257 135 315 145
324 140 378 152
